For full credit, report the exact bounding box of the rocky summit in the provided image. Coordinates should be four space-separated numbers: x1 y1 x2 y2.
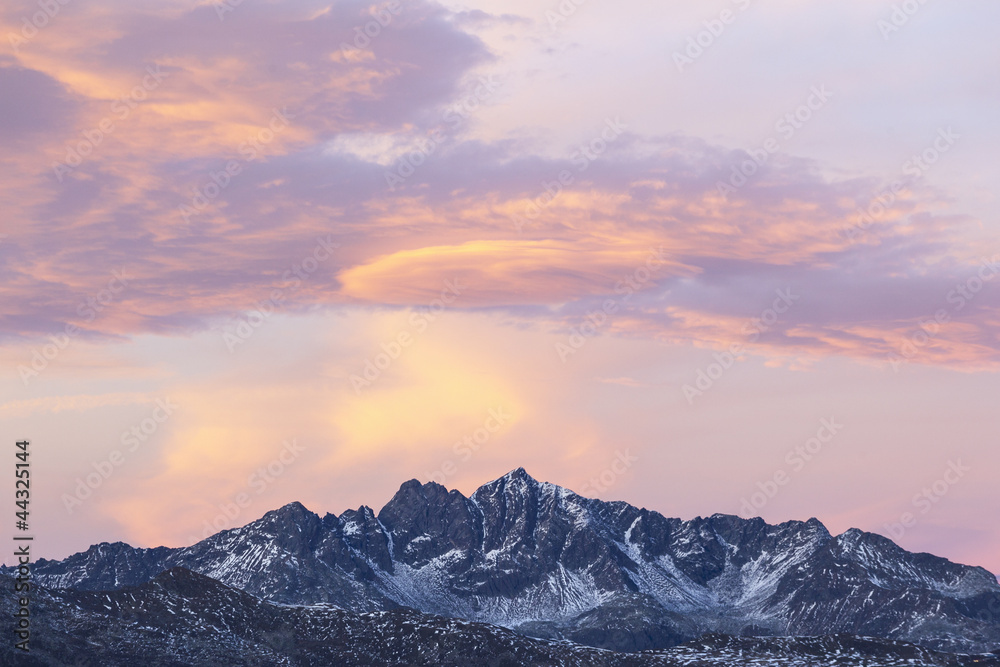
14 468 1000 663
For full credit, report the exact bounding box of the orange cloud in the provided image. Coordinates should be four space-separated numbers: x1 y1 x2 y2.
338 239 694 305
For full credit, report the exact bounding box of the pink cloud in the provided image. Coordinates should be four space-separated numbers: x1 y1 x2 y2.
1 0 997 373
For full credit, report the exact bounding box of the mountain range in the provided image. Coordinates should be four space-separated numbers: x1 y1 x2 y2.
10 468 1000 664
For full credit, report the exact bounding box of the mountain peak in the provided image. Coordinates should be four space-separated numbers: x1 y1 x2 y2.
473 467 546 502
272 500 313 517
252 501 320 531
498 466 539 484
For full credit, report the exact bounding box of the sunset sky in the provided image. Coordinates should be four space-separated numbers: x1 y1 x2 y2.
1 0 999 574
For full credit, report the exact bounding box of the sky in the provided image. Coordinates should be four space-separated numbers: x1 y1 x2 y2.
1 0 998 574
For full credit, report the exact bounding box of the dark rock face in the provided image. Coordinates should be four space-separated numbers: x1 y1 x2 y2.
520 593 697 652
27 541 173 590
18 469 1000 654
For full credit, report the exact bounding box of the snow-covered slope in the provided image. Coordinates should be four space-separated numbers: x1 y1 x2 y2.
3 569 997 666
